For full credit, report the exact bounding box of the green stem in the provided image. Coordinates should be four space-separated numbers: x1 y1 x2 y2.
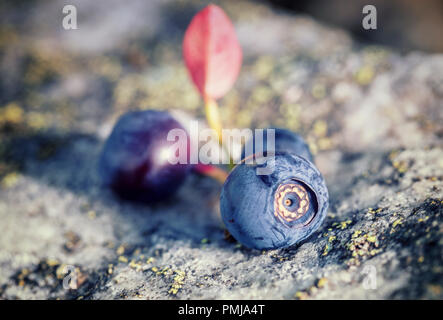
204 97 235 171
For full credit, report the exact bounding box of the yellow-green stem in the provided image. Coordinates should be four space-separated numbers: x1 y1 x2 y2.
204 98 223 144
204 98 235 170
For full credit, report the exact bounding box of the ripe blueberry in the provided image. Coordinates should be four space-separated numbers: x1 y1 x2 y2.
98 110 192 202
241 128 313 163
220 152 328 250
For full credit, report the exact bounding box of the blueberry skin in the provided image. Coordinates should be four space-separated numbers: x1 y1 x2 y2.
241 128 313 163
98 110 192 202
220 152 328 250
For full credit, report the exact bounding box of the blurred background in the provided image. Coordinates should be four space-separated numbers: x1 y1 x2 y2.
0 0 442 300
269 0 443 52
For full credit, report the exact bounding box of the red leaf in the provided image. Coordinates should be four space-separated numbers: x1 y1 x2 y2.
183 4 242 101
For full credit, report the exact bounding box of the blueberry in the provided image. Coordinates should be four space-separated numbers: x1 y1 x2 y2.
220 152 328 250
241 128 313 163
98 110 192 202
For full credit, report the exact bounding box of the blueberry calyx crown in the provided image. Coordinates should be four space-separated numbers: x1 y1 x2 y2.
273 179 318 228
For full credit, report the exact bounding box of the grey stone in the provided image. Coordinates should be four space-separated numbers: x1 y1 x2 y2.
0 0 442 300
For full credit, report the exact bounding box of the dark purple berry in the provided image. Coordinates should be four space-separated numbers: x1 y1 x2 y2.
98 110 191 202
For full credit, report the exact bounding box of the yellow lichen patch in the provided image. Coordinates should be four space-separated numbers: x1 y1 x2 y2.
313 120 328 138
352 230 363 238
129 259 143 272
251 85 274 104
151 266 172 276
108 264 113 275
253 56 274 80
390 218 404 233
337 220 352 230
18 268 31 284
392 160 408 173
1 172 19 188
317 277 328 288
322 243 332 256
307 140 318 156
55 264 67 279
46 258 59 267
367 207 383 215
87 210 96 220
347 232 380 266
427 284 442 296
294 291 309 300
317 137 333 151
355 65 374 85
118 256 128 263
161 267 171 275
311 82 326 99
388 150 409 173
26 112 47 130
270 253 289 262
168 270 186 295
388 150 399 161
90 56 122 81
129 260 137 268
116 245 125 256
279 103 300 131
0 102 23 125
363 46 389 65
112 74 146 109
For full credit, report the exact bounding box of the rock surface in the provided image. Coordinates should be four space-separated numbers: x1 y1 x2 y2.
0 0 442 299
